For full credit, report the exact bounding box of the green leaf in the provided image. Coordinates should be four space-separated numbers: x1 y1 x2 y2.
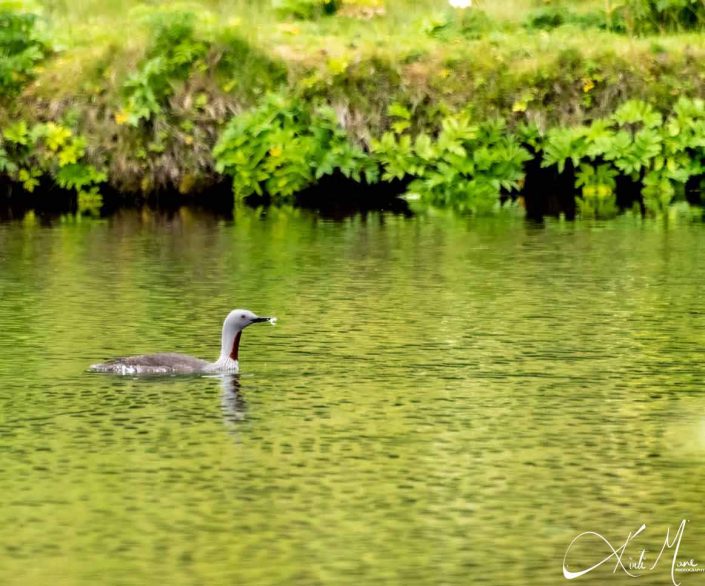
387 102 411 120
44 123 72 152
3 121 29 145
613 100 662 129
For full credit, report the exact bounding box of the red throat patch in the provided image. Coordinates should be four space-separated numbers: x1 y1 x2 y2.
229 331 242 361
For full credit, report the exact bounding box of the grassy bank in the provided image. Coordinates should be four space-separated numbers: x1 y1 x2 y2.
4 0 705 217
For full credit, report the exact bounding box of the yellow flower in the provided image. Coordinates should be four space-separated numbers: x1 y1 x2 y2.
582 78 595 93
269 145 283 158
114 110 129 125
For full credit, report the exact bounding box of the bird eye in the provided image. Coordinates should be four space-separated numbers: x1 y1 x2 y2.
241 314 246 319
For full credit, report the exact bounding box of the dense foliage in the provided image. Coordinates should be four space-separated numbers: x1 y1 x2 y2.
213 95 531 212
621 0 705 33
0 120 106 212
273 0 340 20
4 0 705 217
371 105 529 213
540 98 705 216
0 9 48 97
120 9 208 125
211 94 705 217
214 94 376 198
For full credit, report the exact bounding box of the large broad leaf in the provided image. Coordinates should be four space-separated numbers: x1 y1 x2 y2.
2 121 29 145
613 100 662 129
541 127 586 172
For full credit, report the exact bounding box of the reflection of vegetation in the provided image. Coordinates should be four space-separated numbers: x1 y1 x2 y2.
574 164 618 218
5 1 705 216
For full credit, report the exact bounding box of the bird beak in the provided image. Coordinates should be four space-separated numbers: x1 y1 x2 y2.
251 316 275 324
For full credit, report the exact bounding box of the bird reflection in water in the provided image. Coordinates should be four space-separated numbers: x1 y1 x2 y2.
220 374 247 428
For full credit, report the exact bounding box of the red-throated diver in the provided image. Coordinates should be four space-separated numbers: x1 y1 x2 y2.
89 309 276 375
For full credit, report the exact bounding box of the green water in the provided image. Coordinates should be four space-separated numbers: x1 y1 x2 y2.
2 207 705 586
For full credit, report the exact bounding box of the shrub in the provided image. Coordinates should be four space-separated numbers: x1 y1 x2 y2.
541 98 705 216
120 9 207 125
620 0 705 33
524 6 567 30
213 30 288 103
524 6 619 32
273 0 340 20
0 8 48 97
0 120 106 211
423 9 493 40
372 104 530 213
213 93 377 199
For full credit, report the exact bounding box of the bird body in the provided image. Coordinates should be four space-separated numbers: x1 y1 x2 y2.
89 309 275 375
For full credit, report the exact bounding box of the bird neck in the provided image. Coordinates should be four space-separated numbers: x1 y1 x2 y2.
220 324 242 362
229 331 242 361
